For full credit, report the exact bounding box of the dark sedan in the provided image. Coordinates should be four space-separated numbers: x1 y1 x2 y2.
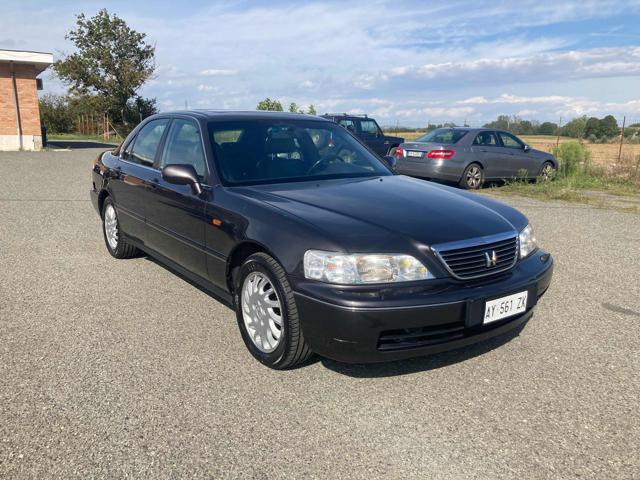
394 127 557 189
91 111 553 369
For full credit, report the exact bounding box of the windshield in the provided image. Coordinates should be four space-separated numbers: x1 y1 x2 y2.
414 128 468 144
208 120 392 185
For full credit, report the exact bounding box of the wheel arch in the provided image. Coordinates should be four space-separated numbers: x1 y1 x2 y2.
461 160 484 178
226 240 283 294
98 190 110 218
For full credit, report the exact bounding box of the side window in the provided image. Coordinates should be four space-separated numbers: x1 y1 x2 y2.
359 119 379 135
159 119 207 181
473 131 499 146
498 132 524 149
338 119 357 134
129 119 169 166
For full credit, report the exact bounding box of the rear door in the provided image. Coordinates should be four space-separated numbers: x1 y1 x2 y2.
111 118 169 244
497 131 537 177
145 118 210 279
469 130 502 179
357 119 387 156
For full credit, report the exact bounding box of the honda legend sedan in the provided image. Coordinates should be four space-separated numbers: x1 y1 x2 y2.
91 111 553 369
394 127 557 189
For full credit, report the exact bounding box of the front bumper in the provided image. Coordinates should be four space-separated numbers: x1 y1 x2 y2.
292 250 553 363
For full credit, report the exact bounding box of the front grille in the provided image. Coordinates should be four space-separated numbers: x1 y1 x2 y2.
433 234 518 280
378 322 465 351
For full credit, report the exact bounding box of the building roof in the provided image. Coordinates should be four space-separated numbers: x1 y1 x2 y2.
0 49 53 76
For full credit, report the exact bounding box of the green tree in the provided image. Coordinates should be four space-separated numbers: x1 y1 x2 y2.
561 116 588 138
599 115 619 138
307 104 317 115
256 98 283 111
538 122 558 135
39 94 74 133
584 117 601 138
288 102 301 113
53 9 156 126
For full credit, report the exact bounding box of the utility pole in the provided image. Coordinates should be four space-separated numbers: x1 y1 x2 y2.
618 116 626 163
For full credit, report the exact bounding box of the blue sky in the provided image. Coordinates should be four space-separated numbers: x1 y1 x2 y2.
2 0 640 126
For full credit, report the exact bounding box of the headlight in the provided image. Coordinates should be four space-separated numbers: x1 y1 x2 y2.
519 224 538 258
303 250 434 284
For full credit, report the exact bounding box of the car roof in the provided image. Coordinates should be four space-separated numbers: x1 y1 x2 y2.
153 110 331 122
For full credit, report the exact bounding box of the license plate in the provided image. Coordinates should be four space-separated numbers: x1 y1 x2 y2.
407 150 422 157
484 291 528 324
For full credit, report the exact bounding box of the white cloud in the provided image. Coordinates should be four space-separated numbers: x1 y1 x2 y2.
199 69 238 76
389 48 640 86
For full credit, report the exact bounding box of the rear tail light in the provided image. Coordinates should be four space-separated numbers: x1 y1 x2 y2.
394 147 404 158
427 149 455 159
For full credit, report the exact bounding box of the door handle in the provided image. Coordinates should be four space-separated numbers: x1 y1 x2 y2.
149 178 160 188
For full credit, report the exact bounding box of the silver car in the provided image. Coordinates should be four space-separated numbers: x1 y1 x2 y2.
394 128 557 189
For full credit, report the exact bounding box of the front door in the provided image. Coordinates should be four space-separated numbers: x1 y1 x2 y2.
497 131 537 178
358 119 387 156
110 118 170 244
145 118 210 279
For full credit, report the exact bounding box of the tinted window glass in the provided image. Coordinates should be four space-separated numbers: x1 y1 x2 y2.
129 119 169 166
414 128 467 144
473 131 499 146
359 119 379 135
499 131 524 149
209 120 391 185
160 119 207 181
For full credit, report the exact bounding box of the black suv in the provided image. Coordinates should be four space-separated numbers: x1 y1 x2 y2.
322 113 404 157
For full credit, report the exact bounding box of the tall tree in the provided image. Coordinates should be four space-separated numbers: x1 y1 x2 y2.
54 9 156 125
256 98 283 111
307 104 317 115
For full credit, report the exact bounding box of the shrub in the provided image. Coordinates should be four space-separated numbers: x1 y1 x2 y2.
552 141 591 178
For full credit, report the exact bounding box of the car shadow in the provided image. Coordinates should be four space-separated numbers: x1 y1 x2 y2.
317 324 526 378
143 256 235 309
47 140 118 149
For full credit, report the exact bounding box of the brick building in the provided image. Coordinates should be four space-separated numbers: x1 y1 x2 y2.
0 49 53 151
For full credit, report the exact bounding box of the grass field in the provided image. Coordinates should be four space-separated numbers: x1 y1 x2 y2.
394 132 640 166
48 133 123 144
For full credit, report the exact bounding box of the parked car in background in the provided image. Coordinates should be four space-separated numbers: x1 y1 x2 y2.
394 127 557 189
91 111 553 369
322 113 404 157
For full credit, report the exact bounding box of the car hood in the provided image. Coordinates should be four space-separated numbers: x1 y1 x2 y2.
238 175 527 249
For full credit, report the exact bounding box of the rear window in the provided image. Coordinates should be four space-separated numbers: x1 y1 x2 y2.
414 128 468 144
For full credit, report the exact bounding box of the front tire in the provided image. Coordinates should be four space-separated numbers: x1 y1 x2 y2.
459 163 484 189
538 161 556 182
235 253 313 369
102 197 139 259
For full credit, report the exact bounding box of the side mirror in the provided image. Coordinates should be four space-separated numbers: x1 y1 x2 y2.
383 155 397 170
523 144 530 152
162 164 202 195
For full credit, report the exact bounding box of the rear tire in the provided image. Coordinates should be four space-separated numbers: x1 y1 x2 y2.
102 197 139 259
235 252 313 369
459 163 484 190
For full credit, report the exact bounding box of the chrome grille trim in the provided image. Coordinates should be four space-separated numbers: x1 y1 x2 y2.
431 231 519 280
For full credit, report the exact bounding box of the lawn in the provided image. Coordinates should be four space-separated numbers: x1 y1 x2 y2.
47 133 123 144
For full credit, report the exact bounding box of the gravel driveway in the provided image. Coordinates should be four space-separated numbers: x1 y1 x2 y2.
1 147 638 479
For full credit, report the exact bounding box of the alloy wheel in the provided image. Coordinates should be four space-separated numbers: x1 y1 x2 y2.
241 272 283 353
541 164 555 181
104 204 119 250
466 166 482 188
